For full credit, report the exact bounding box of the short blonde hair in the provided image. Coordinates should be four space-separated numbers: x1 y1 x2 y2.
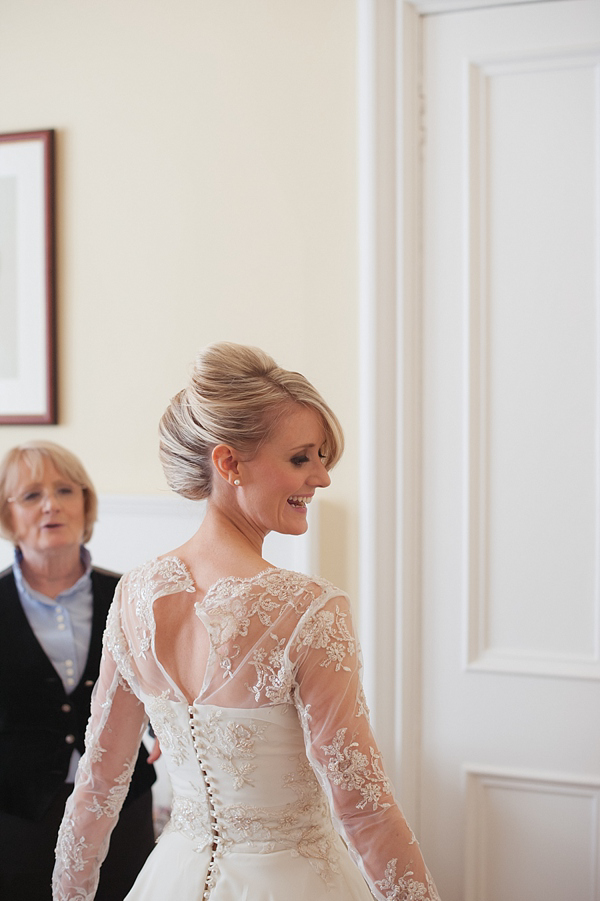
0 441 98 545
159 342 344 501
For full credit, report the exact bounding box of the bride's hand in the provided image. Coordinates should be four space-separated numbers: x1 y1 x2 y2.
147 737 162 764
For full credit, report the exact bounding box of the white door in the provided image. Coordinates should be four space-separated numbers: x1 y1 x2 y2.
419 2 600 899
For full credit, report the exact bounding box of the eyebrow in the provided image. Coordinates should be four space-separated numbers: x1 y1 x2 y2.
18 478 73 489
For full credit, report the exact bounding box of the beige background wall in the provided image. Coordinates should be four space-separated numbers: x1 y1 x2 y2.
0 0 359 596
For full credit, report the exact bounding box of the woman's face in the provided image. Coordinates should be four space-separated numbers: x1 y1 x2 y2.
8 457 86 557
237 404 331 538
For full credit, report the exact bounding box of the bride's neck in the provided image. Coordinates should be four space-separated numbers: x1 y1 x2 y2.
173 502 270 589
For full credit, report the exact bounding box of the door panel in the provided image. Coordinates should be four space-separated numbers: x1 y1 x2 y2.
420 3 600 898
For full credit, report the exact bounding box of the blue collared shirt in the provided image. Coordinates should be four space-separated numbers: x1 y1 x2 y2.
12 546 94 781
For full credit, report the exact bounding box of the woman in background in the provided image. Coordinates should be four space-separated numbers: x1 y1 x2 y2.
0 441 156 900
53 343 440 901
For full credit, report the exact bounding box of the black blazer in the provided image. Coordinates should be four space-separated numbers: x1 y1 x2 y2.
0 565 156 821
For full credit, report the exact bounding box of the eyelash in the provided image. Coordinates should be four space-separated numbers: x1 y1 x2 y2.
291 456 309 466
291 453 327 467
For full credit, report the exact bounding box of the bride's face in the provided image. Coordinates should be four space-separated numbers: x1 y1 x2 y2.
237 404 331 537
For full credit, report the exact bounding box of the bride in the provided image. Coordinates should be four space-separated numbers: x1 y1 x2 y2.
53 342 440 901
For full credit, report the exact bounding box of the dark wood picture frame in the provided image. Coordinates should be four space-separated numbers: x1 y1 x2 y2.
0 129 56 424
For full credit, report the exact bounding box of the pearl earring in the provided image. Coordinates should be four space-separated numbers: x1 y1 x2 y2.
234 479 241 486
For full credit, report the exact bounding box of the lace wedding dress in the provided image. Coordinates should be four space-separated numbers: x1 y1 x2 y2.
53 558 440 901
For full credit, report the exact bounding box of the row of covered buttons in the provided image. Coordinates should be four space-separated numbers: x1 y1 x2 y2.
60 702 75 745
53 607 75 686
65 658 75 687
189 707 221 900
59 678 93 746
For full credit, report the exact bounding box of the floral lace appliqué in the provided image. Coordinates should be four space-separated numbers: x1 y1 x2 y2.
85 758 137 820
220 755 340 887
294 604 356 671
201 570 320 685
375 858 441 901
104 599 136 688
247 633 294 703
321 728 393 811
145 691 191 766
191 709 267 789
164 786 212 853
126 556 196 659
55 818 88 875
356 682 370 719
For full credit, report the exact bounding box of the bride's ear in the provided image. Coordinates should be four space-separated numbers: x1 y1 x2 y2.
211 444 241 487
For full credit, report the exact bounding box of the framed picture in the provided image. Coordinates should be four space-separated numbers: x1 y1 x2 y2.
0 129 56 424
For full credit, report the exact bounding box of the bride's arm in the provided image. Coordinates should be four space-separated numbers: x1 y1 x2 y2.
290 588 440 901
52 592 149 901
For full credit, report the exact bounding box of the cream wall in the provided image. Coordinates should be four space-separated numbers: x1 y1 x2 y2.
0 0 359 595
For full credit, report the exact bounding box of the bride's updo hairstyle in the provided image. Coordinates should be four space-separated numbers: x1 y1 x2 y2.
159 342 344 501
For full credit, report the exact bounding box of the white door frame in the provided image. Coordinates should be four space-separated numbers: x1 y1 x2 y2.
356 0 550 829
357 0 424 826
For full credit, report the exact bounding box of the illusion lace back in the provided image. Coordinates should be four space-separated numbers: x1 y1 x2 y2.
53 558 440 901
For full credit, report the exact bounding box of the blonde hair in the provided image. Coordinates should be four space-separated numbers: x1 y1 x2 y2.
159 342 344 500
0 441 98 545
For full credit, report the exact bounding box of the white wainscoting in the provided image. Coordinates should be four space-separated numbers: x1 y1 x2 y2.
0 492 319 576
465 765 600 901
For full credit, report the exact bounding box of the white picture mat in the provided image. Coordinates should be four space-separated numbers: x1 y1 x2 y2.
0 137 49 416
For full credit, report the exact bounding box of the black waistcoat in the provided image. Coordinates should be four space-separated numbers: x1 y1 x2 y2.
0 566 156 820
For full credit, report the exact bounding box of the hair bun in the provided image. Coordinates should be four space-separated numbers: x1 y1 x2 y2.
159 342 344 500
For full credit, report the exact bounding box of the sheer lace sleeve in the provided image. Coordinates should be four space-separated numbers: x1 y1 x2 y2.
289 588 440 901
52 588 150 901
